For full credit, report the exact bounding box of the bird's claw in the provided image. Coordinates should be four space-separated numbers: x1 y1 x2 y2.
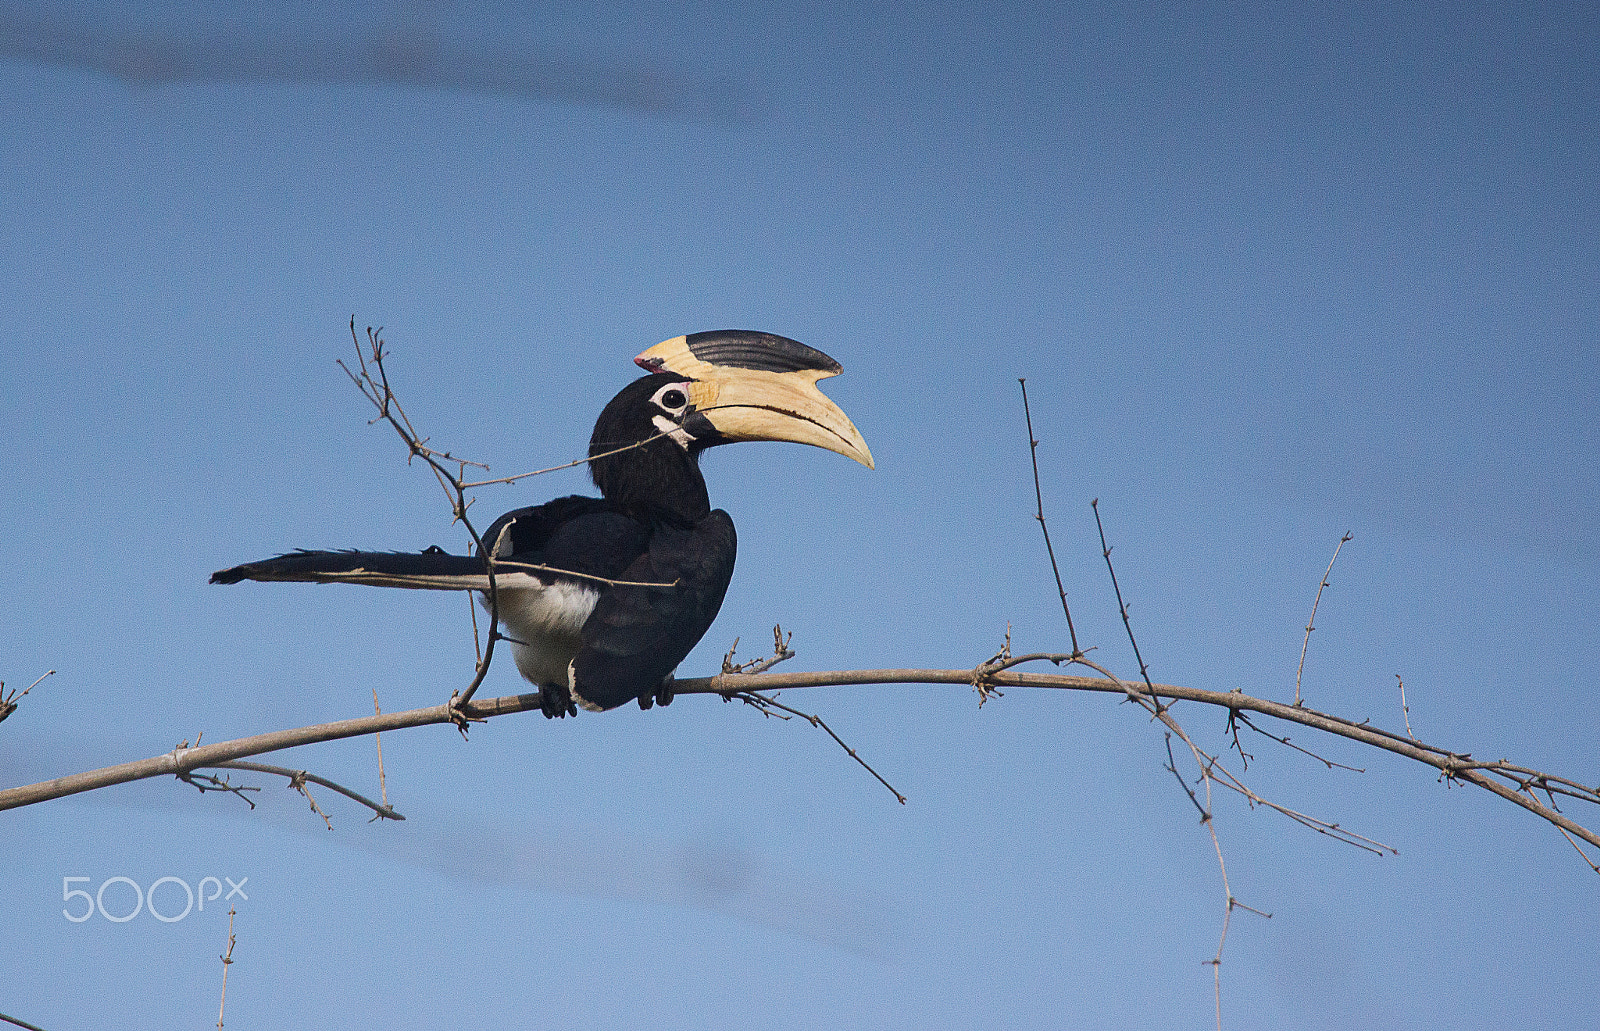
636 677 675 711
541 683 577 719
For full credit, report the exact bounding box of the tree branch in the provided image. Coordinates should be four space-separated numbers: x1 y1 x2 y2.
3 668 1594 857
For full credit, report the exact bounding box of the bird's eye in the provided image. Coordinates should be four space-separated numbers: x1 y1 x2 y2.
659 388 688 411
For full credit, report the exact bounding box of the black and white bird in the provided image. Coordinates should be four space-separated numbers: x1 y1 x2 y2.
210 330 873 717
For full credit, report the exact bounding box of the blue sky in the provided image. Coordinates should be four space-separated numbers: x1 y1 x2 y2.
2 2 1597 1028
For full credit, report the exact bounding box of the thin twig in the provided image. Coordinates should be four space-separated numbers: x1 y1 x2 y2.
1228 710 1366 773
1296 532 1352 706
0 1014 49 1031
372 689 390 820
717 625 795 675
217 906 236 1029
177 770 261 809
1395 674 1418 741
489 559 677 589
207 760 404 822
731 690 906 804
0 669 54 724
1091 499 1158 706
1163 732 1210 820
457 433 683 489
1018 380 1080 655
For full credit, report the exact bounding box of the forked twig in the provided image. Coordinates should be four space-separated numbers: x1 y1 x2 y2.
340 323 503 710
1227 710 1366 774
177 770 261 809
0 670 54 725
721 625 797 675
179 759 404 823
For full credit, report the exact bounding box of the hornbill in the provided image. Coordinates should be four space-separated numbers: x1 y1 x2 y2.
210 330 873 717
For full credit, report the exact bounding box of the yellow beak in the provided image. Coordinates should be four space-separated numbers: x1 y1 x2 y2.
635 332 875 470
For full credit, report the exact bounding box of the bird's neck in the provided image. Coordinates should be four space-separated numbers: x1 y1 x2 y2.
591 437 711 524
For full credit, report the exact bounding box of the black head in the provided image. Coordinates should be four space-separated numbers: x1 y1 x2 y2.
588 373 717 522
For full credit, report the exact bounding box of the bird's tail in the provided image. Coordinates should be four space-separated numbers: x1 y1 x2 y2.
210 548 493 591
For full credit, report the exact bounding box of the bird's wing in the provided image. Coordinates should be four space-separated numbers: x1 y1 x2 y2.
483 497 651 582
569 510 737 711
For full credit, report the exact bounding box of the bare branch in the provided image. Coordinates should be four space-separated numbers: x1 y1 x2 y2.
1396 674 1418 741
719 625 797 676
1091 499 1158 704
176 770 261 809
0 1012 51 1031
3 668 1590 860
0 669 54 725
1018 380 1080 655
727 689 906 805
216 906 236 1029
372 689 390 819
1228 710 1366 774
207 760 404 823
1296 532 1352 706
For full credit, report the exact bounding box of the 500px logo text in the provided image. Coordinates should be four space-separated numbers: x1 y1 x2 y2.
62 875 248 923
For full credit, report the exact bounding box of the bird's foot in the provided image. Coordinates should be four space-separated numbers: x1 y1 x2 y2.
638 676 675 710
541 682 577 719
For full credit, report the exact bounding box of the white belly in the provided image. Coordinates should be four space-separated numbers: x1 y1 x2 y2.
482 581 600 689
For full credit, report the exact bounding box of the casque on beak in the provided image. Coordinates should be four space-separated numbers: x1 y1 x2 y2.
635 331 875 469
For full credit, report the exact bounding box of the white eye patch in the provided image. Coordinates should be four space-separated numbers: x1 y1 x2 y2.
651 382 690 413
649 380 697 450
